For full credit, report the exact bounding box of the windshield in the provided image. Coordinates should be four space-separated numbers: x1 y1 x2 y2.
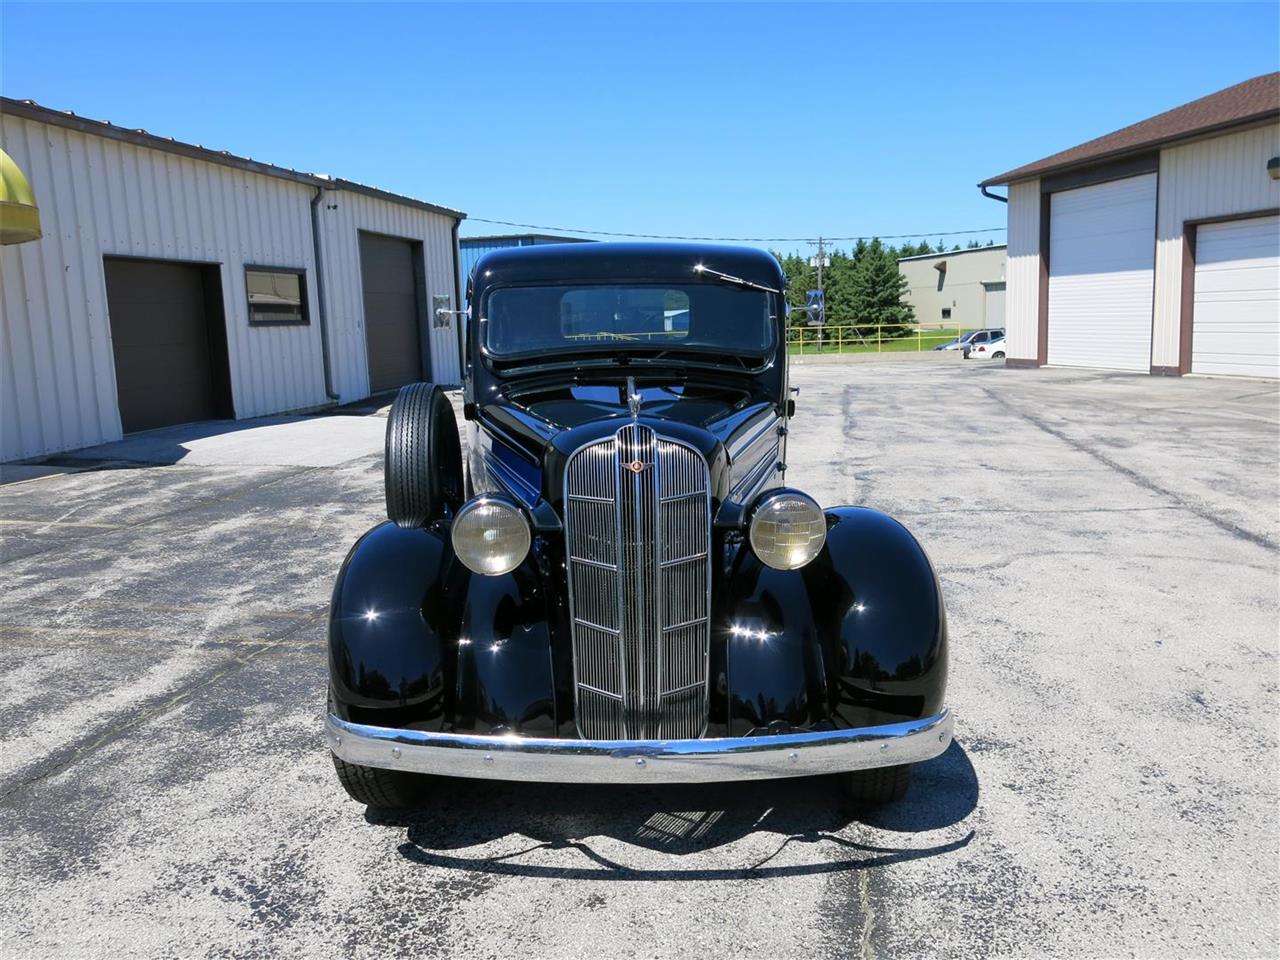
483 283 776 360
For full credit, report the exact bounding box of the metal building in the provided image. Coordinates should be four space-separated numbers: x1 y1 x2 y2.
898 245 1007 331
0 98 466 462
982 73 1279 377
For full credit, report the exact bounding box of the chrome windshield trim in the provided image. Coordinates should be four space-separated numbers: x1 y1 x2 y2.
326 708 953 784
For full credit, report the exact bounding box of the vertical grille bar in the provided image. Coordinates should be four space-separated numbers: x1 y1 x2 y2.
564 424 711 740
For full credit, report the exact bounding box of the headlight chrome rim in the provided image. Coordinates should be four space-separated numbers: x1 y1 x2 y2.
451 495 532 576
748 490 827 570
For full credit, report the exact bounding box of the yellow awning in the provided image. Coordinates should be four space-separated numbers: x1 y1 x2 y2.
0 148 42 245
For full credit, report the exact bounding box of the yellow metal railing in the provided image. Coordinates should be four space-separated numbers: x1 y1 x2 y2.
559 323 976 354
787 322 977 355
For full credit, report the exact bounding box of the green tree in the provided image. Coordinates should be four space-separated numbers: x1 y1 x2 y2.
848 239 914 336
773 251 816 311
820 249 857 323
776 237 917 345
894 240 933 259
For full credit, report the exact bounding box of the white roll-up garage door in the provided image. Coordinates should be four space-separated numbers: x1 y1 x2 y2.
1192 215 1280 379
1047 174 1157 371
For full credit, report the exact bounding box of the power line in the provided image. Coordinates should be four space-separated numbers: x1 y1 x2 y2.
464 216 1006 243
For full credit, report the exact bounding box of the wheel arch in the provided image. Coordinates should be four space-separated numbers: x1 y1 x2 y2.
717 506 948 735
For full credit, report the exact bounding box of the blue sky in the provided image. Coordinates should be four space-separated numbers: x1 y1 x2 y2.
3 2 1277 253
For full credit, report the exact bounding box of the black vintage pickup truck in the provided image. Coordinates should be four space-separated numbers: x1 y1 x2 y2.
326 242 950 809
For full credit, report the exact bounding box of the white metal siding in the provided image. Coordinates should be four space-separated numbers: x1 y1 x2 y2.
318 189 461 395
0 114 461 461
1191 215 1280 377
1047 173 1157 371
1152 123 1280 368
1004 180 1041 362
1 114 326 459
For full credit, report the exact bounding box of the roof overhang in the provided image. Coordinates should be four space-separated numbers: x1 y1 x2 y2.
980 112 1279 188
896 244 1006 264
0 97 465 221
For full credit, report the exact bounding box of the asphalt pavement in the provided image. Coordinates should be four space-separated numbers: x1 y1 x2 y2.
1 359 1276 959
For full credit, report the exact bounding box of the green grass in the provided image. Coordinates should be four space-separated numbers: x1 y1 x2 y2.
788 326 977 355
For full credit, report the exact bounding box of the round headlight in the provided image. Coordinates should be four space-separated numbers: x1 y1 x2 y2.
748 491 827 570
451 496 532 576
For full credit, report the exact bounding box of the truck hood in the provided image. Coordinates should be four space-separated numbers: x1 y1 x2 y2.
476 377 779 507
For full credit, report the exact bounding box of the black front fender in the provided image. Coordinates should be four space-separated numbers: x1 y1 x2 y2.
328 521 558 735
328 522 455 728
718 506 947 736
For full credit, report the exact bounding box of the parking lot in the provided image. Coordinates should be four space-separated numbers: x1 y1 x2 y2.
1 359 1276 960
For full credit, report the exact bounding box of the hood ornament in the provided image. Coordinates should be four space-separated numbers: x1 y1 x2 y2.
627 376 643 419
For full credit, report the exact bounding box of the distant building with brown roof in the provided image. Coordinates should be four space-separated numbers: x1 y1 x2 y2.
980 73 1279 377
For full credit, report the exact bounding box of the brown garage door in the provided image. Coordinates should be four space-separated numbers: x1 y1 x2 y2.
360 232 425 393
104 258 231 433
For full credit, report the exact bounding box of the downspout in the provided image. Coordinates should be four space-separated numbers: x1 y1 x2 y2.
980 185 1008 203
310 184 340 401
451 216 465 383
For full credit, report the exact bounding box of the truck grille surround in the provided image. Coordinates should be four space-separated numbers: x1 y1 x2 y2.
564 423 712 740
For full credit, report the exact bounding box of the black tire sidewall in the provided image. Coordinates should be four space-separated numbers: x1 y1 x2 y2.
385 383 463 528
331 754 428 809
837 763 912 804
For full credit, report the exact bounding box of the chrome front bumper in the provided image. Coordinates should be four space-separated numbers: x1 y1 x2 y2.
326 708 953 784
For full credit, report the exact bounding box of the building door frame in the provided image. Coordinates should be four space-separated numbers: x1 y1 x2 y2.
102 255 233 432
1176 207 1280 375
357 229 431 394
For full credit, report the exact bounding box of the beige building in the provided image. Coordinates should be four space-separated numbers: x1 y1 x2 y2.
898 245 1007 331
981 72 1279 377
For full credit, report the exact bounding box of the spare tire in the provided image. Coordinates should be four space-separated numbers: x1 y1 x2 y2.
385 383 464 527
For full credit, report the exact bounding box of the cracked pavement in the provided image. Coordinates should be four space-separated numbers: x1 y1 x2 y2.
1 360 1276 959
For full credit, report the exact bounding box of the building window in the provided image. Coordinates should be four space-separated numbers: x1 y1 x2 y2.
245 266 308 326
941 308 952 320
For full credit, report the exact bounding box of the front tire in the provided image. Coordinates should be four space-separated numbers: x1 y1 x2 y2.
332 754 431 809
385 382 464 527
836 764 912 804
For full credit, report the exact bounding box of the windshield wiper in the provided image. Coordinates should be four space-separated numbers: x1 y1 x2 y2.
692 263 780 294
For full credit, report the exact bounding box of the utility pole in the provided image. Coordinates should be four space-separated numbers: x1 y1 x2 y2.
807 237 831 345
815 236 824 306
808 236 827 320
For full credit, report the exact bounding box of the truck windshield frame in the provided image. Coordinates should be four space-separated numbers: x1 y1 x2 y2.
480 281 778 363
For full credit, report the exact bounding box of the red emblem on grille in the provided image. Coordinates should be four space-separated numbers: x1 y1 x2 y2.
625 459 648 474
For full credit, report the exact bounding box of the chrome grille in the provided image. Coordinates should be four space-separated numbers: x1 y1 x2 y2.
564 423 711 740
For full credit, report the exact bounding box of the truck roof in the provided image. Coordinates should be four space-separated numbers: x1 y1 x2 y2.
470 241 786 292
